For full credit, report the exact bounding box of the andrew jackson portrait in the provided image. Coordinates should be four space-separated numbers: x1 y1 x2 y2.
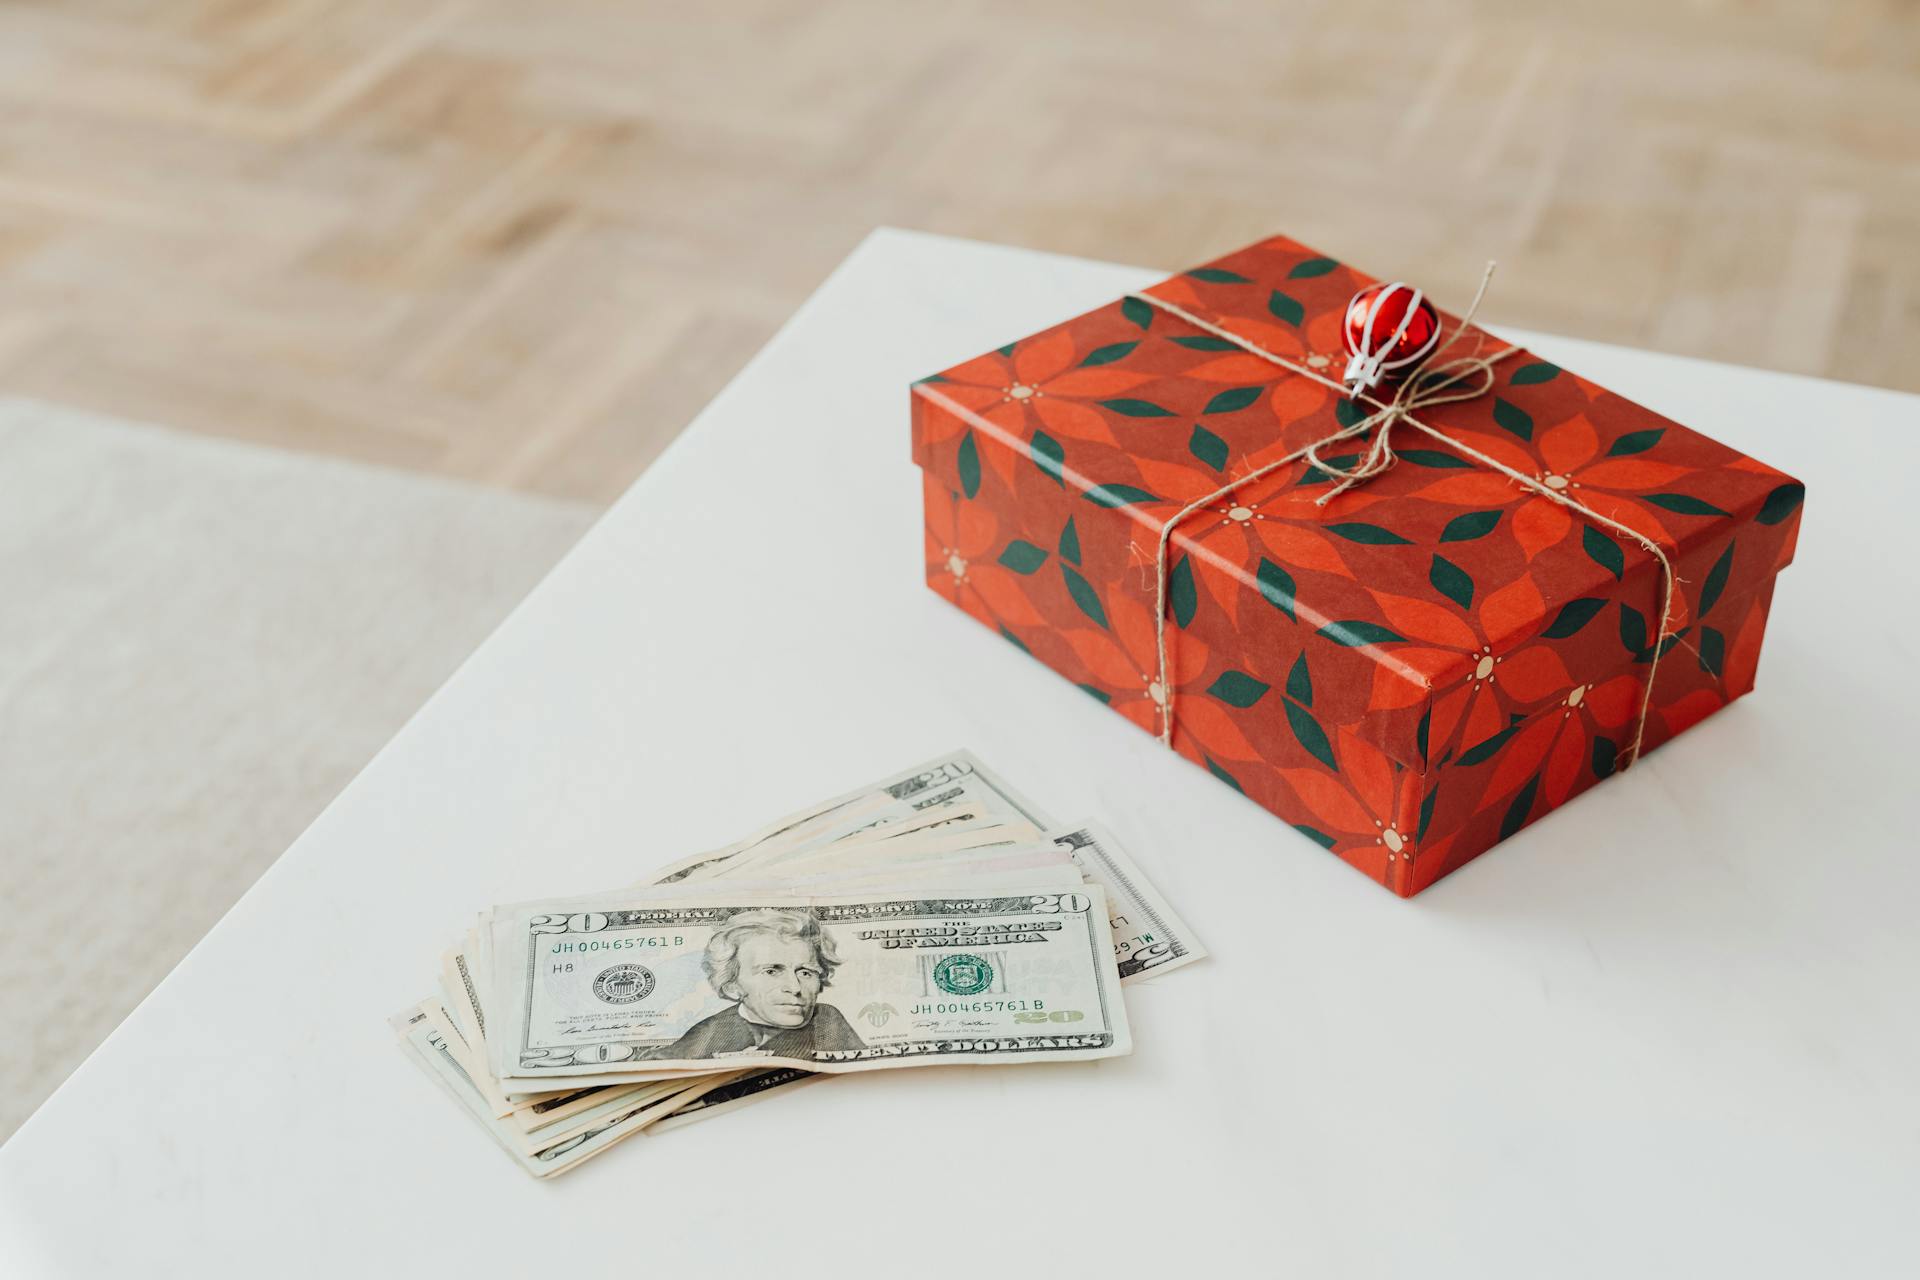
654 908 866 1060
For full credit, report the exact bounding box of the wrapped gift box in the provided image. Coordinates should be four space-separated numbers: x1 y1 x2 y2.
910 235 1805 896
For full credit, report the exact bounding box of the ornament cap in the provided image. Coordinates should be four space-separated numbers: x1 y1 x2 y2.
1342 348 1389 395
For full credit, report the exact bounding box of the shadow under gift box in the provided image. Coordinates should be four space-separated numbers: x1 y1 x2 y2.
909 235 1806 898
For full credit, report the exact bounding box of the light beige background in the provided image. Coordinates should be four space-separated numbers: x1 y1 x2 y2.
0 1 1913 505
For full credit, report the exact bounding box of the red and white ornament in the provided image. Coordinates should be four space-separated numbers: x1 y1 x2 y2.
1342 281 1441 395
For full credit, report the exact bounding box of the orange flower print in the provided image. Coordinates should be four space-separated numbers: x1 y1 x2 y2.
1402 669 1642 894
1054 586 1275 771
1447 414 1692 561
929 328 1157 449
1179 482 1360 628
921 475 1043 634
1357 571 1581 760
1468 671 1642 819
1432 645 1566 762
1059 586 1207 738
1172 338 1342 435
1146 274 1347 373
1279 725 1416 886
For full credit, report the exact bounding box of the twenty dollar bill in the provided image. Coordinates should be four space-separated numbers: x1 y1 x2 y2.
487 883 1131 1082
1050 822 1208 983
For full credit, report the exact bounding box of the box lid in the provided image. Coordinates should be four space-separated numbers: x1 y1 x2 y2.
910 235 1806 774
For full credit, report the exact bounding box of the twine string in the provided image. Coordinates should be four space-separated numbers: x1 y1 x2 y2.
1129 268 1675 774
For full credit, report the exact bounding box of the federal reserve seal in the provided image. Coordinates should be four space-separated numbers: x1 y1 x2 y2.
932 953 994 997
591 963 656 1005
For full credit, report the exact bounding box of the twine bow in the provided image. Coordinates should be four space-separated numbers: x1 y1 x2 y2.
1309 266 1507 504
1127 263 1676 779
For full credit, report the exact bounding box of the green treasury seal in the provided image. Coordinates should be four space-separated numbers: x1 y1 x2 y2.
932 953 994 996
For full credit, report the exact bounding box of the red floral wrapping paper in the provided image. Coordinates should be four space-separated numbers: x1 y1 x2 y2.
910 235 1805 896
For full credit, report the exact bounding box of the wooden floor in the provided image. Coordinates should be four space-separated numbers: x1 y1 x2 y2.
1 0 1914 504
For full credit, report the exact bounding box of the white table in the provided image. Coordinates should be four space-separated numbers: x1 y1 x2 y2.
3 230 1913 1279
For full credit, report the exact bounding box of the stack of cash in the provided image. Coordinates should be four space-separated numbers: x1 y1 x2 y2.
391 751 1206 1178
